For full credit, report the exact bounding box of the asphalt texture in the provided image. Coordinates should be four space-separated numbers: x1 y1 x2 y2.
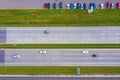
3 49 120 66
0 27 6 43
0 77 120 80
0 50 5 64
6 27 120 44
0 0 119 9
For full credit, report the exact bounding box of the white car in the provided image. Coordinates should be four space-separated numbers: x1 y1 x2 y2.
81 50 89 54
39 50 47 54
43 50 47 54
81 4 83 9
39 50 43 54
12 54 21 58
100 4 104 9
111 3 114 9
67 4 70 9
74 3 77 9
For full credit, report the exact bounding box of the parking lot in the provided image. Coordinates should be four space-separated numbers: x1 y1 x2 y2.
0 0 119 9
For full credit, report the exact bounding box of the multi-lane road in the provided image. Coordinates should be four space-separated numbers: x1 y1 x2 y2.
0 49 120 66
1 27 120 44
0 77 120 80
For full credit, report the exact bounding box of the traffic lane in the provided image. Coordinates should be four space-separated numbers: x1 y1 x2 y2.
7 27 120 34
4 49 120 62
5 51 120 61
0 77 120 80
6 27 120 44
5 49 120 59
5 58 120 63
4 49 120 66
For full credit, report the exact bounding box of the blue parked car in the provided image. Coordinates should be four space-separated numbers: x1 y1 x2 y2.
70 3 74 9
47 3 50 9
93 3 97 9
89 3 93 9
76 3 80 9
83 3 87 9
53 3 56 9
59 2 62 9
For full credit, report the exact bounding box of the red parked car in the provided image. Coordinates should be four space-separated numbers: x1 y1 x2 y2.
44 3 48 9
107 2 111 9
117 2 120 9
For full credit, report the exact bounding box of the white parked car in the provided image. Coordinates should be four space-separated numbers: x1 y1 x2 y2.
81 4 83 9
74 3 77 9
100 4 104 9
111 3 114 9
67 4 70 9
81 50 89 54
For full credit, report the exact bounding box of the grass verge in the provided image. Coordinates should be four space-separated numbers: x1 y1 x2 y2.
0 66 119 75
0 9 120 26
0 44 120 49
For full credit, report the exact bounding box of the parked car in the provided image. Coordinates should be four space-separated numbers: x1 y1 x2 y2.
47 3 50 9
74 3 77 9
89 3 93 9
80 4 84 9
100 4 104 9
53 3 56 9
44 3 48 9
83 3 87 9
111 3 114 9
70 3 74 9
93 3 97 9
67 4 70 9
59 2 62 9
107 2 111 9
76 3 80 9
116 2 120 9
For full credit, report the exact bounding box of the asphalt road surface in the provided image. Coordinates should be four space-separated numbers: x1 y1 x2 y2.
1 49 120 66
0 27 6 43
5 27 120 44
0 77 119 80
0 0 119 9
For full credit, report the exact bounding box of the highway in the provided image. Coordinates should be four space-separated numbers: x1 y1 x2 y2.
4 27 120 44
0 77 119 80
0 49 119 66
0 0 119 9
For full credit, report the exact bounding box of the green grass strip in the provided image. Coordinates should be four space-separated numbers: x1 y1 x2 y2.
0 66 119 75
0 9 120 26
0 44 120 49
